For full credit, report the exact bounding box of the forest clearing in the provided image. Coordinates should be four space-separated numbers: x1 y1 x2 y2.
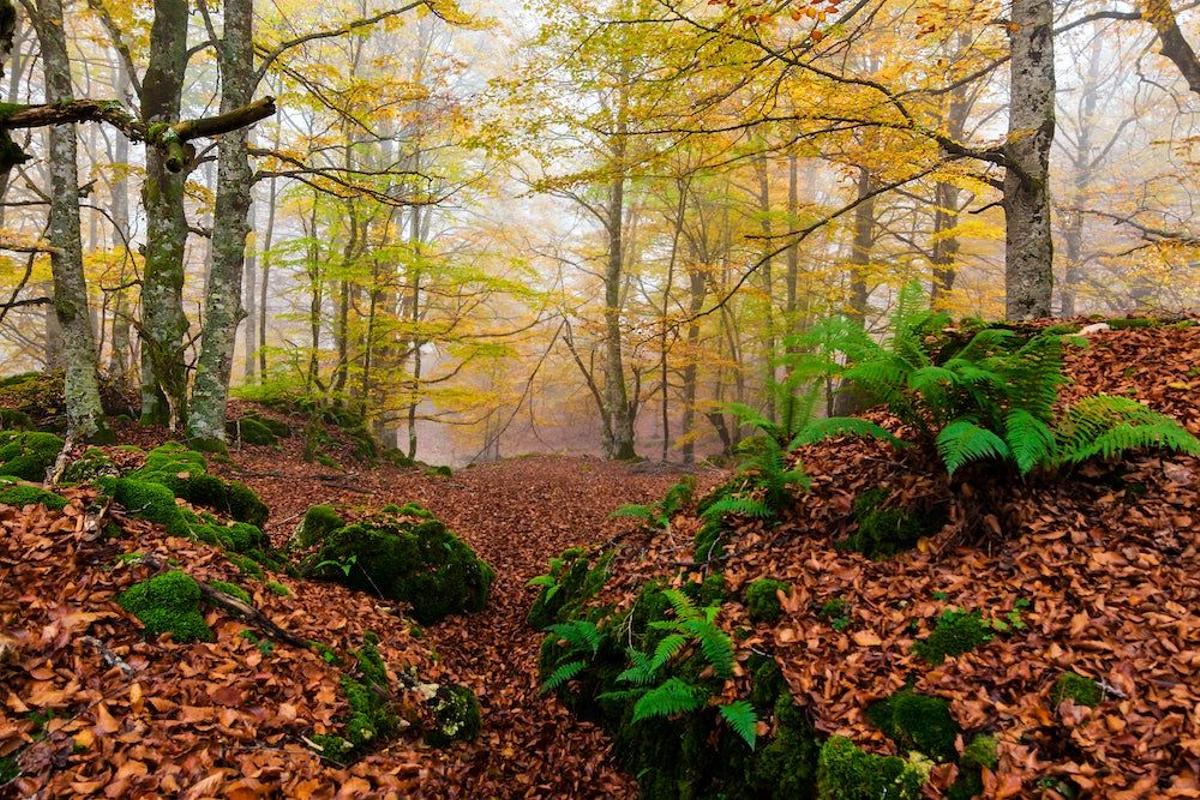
2 0 1200 798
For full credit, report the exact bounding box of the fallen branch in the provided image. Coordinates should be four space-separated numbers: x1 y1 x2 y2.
197 583 312 650
81 635 135 677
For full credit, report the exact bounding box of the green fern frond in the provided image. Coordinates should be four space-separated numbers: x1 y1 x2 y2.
631 678 705 722
546 620 601 655
700 496 772 522
936 419 1012 475
617 648 660 685
681 619 734 677
660 588 699 621
1057 395 1200 465
1005 408 1057 475
541 660 587 693
719 700 759 750
650 633 689 672
610 504 658 523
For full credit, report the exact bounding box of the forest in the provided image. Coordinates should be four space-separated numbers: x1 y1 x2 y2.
0 0 1199 798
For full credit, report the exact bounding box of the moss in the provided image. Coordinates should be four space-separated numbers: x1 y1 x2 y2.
224 481 269 528
748 653 787 711
0 408 33 429
948 734 998 800
1043 322 1083 335
293 504 345 549
818 598 852 631
816 736 925 800
227 552 264 579
62 447 119 483
750 693 819 798
866 689 960 762
1107 317 1157 330
382 449 415 468
0 485 69 510
113 478 188 533
265 580 290 596
425 464 453 478
527 547 612 630
837 488 944 559
424 684 482 747
0 751 19 784
1051 671 1102 708
315 633 399 763
227 416 278 446
0 431 64 481
117 571 213 643
745 578 790 623
914 609 994 665
684 572 726 607
303 511 494 625
209 579 251 604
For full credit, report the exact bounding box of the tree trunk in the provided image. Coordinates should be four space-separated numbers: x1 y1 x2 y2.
1004 0 1056 320
603 89 636 460
931 35 970 304
188 0 255 446
679 265 706 464
107 59 132 388
834 164 877 416
258 171 278 379
1060 37 1101 317
755 150 776 423
242 195 257 382
26 0 108 440
139 0 191 426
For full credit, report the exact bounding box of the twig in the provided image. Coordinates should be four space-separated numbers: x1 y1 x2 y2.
81 635 136 677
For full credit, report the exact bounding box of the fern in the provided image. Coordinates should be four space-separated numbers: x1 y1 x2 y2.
700 495 771 522
1005 408 1057 475
788 416 902 448
546 620 602 656
719 700 759 750
541 660 588 693
1056 395 1200 465
936 419 1011 475
631 678 705 722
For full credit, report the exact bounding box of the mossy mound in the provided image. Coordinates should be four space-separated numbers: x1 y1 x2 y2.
948 734 999 800
111 477 188 532
866 689 959 763
744 578 790 623
424 684 482 747
226 416 279 446
62 447 120 483
117 571 213 643
816 736 926 800
914 608 994 665
209 579 252 604
312 633 401 763
526 546 612 629
292 504 345 549
0 370 134 433
0 430 63 481
128 443 268 527
836 488 945 559
301 506 494 625
1051 671 1102 708
0 484 68 510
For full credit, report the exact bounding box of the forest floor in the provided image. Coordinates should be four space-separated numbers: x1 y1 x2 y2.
2 428 722 798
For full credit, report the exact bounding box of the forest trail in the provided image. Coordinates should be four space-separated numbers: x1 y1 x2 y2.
225 448 723 796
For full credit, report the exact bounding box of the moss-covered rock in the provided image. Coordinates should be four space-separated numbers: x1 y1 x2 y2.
314 633 400 763
227 416 278 446
527 547 613 630
745 578 790 623
0 430 63 481
0 484 68 510
112 478 189 533
424 684 482 747
750 693 819 797
866 689 959 763
302 509 494 625
62 446 120 483
1051 671 1102 708
817 597 852 631
914 609 994 665
117 571 213 643
837 488 945 559
292 504 345 549
127 443 268 527
816 736 926 800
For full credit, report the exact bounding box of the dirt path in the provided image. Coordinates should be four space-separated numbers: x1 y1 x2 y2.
229 449 720 797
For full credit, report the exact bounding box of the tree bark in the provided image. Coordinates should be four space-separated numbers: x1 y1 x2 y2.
931 33 971 304
188 0 256 444
24 0 108 440
1060 37 1101 317
139 0 190 427
1004 0 1056 320
755 150 776 424
603 87 636 460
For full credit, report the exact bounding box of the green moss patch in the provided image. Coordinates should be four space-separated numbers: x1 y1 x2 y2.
914 609 994 665
816 736 926 800
302 508 493 625
866 689 959 762
209 580 252 604
0 431 63 481
227 416 279 446
0 485 68 510
127 444 268 527
526 546 612 629
836 488 944 559
948 734 999 800
62 447 120 483
292 504 345 549
424 684 482 747
1051 671 1102 708
117 571 213 643
745 578 790 623
313 633 400 763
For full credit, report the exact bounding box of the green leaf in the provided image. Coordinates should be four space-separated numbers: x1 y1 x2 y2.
631 678 705 722
936 419 1011 475
541 660 587 693
719 700 759 750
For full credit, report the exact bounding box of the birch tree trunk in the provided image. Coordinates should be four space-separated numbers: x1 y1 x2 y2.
25 0 109 440
1004 0 1056 320
603 87 636 460
139 0 191 426
188 0 254 446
